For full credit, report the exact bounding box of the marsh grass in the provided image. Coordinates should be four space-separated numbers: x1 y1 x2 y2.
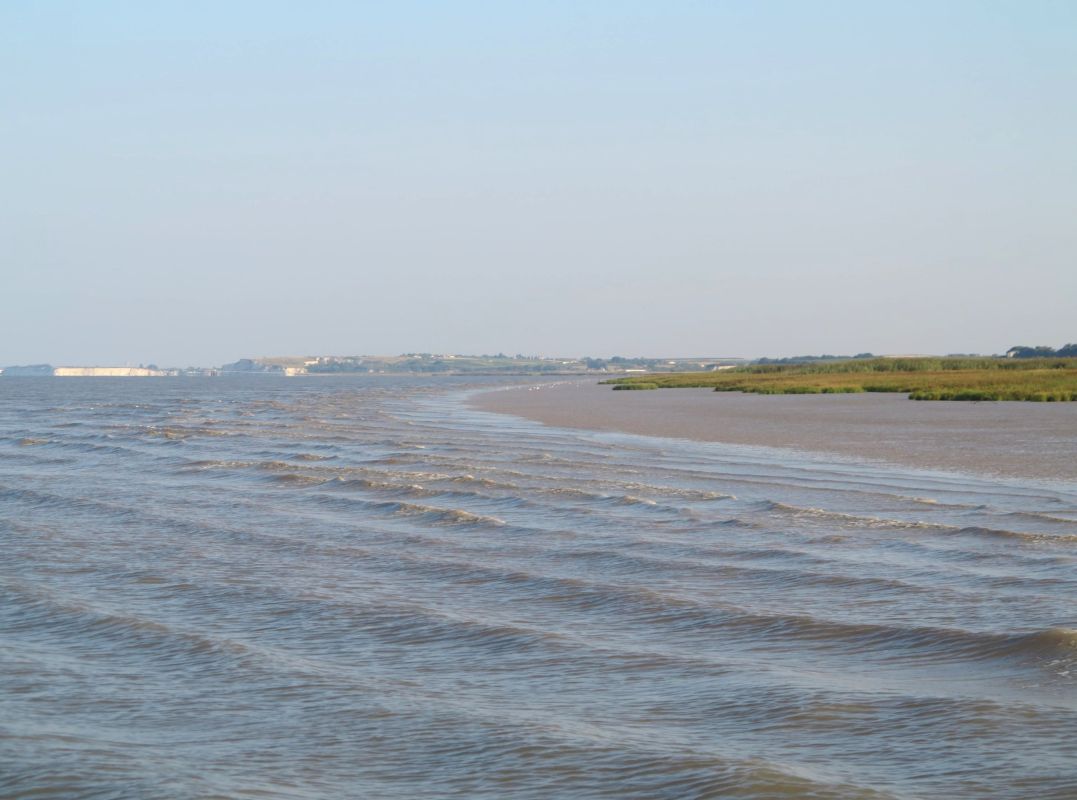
602 358 1077 401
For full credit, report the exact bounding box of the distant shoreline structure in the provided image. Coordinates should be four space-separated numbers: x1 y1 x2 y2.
0 365 182 377
0 365 228 377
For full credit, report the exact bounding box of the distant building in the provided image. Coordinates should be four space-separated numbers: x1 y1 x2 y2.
220 359 308 376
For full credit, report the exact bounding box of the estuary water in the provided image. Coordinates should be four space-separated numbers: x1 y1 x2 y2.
1 376 1075 799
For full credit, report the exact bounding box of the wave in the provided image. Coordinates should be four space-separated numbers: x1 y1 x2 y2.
998 510 1077 526
324 477 541 516
714 517 764 529
388 503 506 527
1004 627 1077 659
0 585 256 671
748 502 1076 544
44 439 146 457
308 544 1076 670
144 425 239 439
178 459 257 471
360 552 1077 671
753 502 1076 543
760 501 947 530
291 452 336 461
303 472 714 520
698 608 1077 668
305 492 507 528
0 485 139 517
617 482 736 502
953 526 1077 544
901 495 986 510
443 473 521 490
265 472 328 487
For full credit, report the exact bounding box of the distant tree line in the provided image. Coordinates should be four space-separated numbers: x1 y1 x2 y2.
1006 344 1077 358
582 356 662 370
754 353 874 365
308 357 570 374
307 361 367 373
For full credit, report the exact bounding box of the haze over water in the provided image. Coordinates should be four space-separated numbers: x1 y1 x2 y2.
2 376 1075 798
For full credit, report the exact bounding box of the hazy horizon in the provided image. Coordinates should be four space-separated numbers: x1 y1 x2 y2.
4 2 1076 366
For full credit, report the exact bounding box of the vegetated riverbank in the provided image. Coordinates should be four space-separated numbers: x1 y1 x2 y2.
604 357 1077 401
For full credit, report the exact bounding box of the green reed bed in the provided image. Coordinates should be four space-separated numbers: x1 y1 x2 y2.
602 358 1077 401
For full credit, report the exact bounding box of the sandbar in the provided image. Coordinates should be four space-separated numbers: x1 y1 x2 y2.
473 381 1077 482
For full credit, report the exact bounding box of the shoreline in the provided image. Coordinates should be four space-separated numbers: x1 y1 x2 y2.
471 380 1077 483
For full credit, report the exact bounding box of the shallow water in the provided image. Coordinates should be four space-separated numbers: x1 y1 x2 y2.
1 376 1075 799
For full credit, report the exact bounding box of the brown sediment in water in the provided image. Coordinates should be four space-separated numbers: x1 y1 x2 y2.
472 381 1077 482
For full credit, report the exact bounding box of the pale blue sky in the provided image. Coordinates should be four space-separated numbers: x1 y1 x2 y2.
2 1 1075 365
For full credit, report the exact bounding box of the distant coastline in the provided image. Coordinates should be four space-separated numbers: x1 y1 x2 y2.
0 354 745 378
5 347 1075 386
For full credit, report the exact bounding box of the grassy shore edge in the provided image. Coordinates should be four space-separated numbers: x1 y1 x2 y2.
602 358 1077 401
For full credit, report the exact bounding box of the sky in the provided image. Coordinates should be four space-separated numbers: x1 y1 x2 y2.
2 1 1075 365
